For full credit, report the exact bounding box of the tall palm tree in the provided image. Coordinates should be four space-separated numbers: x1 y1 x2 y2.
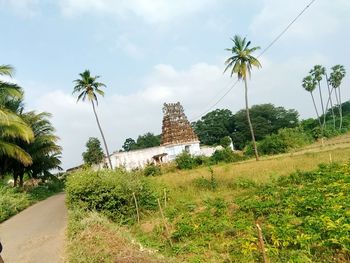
0 64 33 166
310 65 326 127
73 70 113 169
302 75 322 127
224 35 261 161
324 71 336 129
329 65 346 129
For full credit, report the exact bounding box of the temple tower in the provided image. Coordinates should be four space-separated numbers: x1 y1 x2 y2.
161 102 200 159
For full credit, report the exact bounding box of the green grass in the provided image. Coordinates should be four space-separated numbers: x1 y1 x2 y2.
66 133 350 262
0 178 65 223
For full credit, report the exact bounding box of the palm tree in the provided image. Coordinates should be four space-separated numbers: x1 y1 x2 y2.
310 65 326 127
324 71 336 129
329 65 346 129
302 75 322 127
0 64 34 166
224 35 261 161
73 70 113 169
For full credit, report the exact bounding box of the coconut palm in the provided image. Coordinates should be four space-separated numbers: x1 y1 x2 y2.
73 70 113 168
0 64 33 166
310 65 326 126
224 35 261 161
329 65 346 129
302 75 321 127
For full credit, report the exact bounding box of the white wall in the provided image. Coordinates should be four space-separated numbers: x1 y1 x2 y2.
104 142 217 170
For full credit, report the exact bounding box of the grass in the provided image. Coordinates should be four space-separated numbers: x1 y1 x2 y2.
66 209 172 263
0 177 65 223
66 133 350 262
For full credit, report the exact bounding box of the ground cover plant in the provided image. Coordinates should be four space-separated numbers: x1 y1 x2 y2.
132 162 350 262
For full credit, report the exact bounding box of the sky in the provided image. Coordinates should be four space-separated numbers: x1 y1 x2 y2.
1 0 350 170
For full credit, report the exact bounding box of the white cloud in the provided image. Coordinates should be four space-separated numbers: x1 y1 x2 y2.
250 0 350 40
0 0 39 16
113 35 144 59
58 0 216 23
31 57 350 170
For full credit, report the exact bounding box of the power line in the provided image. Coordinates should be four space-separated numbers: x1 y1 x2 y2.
190 0 317 122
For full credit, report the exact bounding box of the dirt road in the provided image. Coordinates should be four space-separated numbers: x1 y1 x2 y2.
0 193 67 263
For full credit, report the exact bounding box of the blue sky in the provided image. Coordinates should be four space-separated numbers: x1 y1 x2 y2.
1 0 350 169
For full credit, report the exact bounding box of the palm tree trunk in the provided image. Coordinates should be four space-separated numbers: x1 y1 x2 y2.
338 87 343 130
244 78 259 161
324 74 335 129
318 82 325 128
310 92 322 127
91 101 113 169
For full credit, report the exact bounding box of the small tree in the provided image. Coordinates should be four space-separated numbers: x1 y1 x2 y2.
82 137 104 166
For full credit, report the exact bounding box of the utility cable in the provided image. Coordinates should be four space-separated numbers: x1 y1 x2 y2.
189 0 317 122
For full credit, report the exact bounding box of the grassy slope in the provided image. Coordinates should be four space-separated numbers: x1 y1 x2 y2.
66 133 350 263
130 133 350 262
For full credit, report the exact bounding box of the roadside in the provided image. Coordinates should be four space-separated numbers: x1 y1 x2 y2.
0 193 67 263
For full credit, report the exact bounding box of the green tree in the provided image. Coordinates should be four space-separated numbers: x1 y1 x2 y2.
21 112 62 185
232 104 299 149
122 138 137 151
135 132 160 149
82 137 104 166
302 75 321 127
73 70 112 169
192 109 235 145
329 65 346 129
224 35 261 161
0 64 33 166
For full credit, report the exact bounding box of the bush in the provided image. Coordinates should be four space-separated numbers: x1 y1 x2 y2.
65 169 158 224
220 136 232 148
143 163 162 176
245 127 313 156
210 148 244 164
175 151 197 170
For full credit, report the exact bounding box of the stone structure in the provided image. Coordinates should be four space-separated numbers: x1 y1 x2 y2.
161 102 199 145
103 102 217 171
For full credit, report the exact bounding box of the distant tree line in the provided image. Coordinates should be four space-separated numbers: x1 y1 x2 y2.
121 132 161 152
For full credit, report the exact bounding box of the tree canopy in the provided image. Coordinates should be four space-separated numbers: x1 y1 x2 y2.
122 132 160 151
82 137 105 165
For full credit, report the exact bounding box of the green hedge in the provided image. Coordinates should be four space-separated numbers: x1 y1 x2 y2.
66 169 158 224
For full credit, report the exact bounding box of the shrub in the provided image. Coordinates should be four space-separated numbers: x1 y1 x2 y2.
175 151 197 170
258 134 288 155
66 169 158 224
220 136 232 148
143 163 162 177
210 148 244 164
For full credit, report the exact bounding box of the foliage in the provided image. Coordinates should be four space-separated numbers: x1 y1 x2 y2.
122 132 161 151
256 127 313 155
232 104 299 149
174 151 198 170
144 163 162 177
133 161 350 262
210 147 244 164
0 177 65 222
236 163 350 261
73 69 112 169
82 137 104 165
66 169 158 224
219 136 232 148
0 64 62 186
192 109 235 145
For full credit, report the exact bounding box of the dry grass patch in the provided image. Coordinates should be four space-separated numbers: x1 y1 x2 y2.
67 210 171 263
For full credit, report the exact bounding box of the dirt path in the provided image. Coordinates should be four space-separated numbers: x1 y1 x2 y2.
0 193 67 263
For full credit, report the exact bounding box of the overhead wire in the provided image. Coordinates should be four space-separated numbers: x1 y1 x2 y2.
189 0 317 122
